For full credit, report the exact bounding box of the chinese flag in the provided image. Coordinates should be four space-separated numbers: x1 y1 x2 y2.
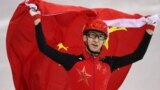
6 0 148 90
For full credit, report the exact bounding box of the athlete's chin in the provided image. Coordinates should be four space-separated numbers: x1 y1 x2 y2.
90 47 100 52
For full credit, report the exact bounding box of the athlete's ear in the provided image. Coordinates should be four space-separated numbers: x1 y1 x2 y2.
83 35 87 42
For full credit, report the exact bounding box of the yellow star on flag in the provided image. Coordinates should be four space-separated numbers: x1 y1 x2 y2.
104 26 127 49
57 43 68 51
109 26 127 33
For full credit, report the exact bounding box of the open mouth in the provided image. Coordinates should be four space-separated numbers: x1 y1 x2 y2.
92 44 98 47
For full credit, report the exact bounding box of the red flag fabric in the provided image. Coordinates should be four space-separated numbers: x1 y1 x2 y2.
7 0 150 90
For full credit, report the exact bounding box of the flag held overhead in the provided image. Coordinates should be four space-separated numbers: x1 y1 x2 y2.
6 0 159 90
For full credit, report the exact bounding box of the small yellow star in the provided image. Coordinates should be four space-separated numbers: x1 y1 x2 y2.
57 43 68 51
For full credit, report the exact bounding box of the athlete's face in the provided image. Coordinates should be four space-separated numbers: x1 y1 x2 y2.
83 30 106 53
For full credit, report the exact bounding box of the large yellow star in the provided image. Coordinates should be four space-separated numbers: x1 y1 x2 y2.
76 66 92 86
109 26 127 33
104 26 127 49
57 42 68 51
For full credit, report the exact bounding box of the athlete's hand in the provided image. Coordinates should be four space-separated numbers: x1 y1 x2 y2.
29 9 41 17
145 15 160 35
146 15 159 25
28 4 41 25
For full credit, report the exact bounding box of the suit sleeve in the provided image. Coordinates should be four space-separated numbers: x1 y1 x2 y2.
35 23 84 71
101 32 152 72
